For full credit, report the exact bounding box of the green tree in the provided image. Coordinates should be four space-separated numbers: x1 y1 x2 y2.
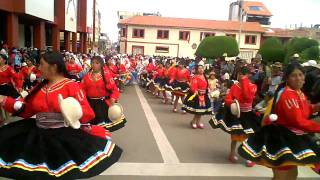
195 36 239 58
284 37 319 62
300 46 319 60
258 37 285 63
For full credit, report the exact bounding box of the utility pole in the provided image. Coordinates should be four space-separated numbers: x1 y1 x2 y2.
238 0 243 47
237 0 243 59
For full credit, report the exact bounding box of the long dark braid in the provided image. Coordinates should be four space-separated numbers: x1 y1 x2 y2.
269 82 286 115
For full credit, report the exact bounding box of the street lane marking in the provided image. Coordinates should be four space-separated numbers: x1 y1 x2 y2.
135 86 180 164
102 162 318 178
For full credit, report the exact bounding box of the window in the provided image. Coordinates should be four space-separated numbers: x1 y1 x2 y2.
157 30 169 39
133 29 145 38
155 46 169 53
179 31 190 40
200 32 215 41
226 34 236 38
249 6 262 11
121 27 126 37
245 35 257 44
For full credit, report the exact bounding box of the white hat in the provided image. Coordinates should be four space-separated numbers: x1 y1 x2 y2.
210 90 220 98
230 99 240 118
22 62 27 67
308 60 317 66
223 72 230 80
58 94 82 129
30 73 37 82
223 53 228 57
0 49 7 55
293 53 299 58
198 60 205 66
108 103 124 122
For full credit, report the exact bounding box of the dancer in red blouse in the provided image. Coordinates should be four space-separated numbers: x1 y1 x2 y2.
81 56 126 132
209 66 259 167
239 62 320 180
182 65 212 128
145 58 156 92
0 54 23 123
66 55 82 82
20 56 40 90
153 62 167 101
165 61 178 104
114 59 127 92
169 60 190 113
0 52 122 179
0 54 22 98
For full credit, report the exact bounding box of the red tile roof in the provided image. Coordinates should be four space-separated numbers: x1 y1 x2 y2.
242 1 272 16
119 16 266 33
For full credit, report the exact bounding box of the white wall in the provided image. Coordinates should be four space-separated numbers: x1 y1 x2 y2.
65 0 78 32
25 0 54 22
121 25 262 58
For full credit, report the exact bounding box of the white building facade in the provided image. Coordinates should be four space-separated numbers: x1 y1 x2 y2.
118 16 265 60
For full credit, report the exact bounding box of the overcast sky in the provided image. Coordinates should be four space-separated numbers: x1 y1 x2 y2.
97 0 320 42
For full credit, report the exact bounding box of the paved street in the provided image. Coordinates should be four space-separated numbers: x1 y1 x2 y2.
89 85 319 180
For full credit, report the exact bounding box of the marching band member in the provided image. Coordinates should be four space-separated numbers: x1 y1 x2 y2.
81 56 126 132
238 62 320 180
209 66 259 167
0 52 122 179
182 65 212 128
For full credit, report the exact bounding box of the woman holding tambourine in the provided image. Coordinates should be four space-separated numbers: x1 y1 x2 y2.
209 66 260 167
0 52 122 179
81 56 126 132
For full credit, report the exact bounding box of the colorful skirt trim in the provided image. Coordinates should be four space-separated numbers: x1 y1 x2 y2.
181 92 212 115
87 98 126 132
165 81 189 93
0 119 122 179
238 124 320 168
154 77 168 91
209 106 260 135
97 118 127 132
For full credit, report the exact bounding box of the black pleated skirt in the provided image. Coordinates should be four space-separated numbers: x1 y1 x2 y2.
87 98 126 132
209 105 260 135
238 124 320 168
0 119 122 180
182 92 212 115
0 84 20 98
